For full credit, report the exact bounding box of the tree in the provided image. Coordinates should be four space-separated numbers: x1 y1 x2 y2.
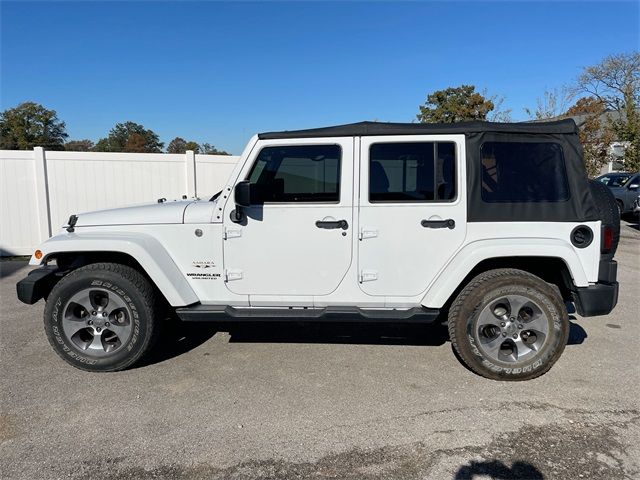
94 121 163 153
64 139 94 151
167 137 188 153
574 52 640 171
524 88 571 120
150 135 229 154
565 97 615 177
167 137 202 153
123 133 148 153
488 93 512 123
417 85 495 123
0 102 68 150
185 141 200 152
200 143 230 155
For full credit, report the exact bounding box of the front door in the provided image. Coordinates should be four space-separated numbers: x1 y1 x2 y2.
223 138 354 297
358 135 467 297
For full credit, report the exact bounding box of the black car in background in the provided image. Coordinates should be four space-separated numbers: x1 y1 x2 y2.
596 172 640 214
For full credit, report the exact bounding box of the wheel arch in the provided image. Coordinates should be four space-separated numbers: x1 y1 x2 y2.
421 239 585 309
33 233 198 306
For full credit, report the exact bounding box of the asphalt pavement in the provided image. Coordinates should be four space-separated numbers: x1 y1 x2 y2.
1 219 639 480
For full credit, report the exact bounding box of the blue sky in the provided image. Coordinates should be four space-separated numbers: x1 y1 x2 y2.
1 1 638 154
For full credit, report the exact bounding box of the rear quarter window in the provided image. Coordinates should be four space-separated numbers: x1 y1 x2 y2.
481 142 570 203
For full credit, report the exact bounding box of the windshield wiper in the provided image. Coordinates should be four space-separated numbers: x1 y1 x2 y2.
209 191 222 201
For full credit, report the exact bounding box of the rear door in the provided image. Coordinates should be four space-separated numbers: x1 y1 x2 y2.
357 135 466 297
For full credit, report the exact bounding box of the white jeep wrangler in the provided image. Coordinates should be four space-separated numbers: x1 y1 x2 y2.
17 119 620 380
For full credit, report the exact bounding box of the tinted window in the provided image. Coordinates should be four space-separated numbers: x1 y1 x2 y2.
248 145 341 203
481 142 569 202
369 142 456 202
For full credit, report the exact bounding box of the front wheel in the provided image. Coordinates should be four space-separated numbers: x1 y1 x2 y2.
44 263 159 372
448 269 569 381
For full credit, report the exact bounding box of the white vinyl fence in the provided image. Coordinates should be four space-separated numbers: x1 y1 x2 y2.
0 148 239 256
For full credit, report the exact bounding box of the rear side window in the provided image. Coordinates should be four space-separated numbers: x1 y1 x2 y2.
248 145 341 203
481 142 569 202
369 142 456 202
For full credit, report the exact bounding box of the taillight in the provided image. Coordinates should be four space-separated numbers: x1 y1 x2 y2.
602 226 614 253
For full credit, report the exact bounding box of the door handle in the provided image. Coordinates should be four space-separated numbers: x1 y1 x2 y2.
421 219 455 229
316 219 349 230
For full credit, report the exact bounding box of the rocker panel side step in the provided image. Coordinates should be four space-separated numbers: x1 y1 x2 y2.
175 304 440 323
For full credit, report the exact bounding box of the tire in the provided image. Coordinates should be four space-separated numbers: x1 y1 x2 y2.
448 269 569 381
43 263 159 372
588 179 620 260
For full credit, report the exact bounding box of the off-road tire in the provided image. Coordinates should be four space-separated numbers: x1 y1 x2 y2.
588 179 620 260
448 268 569 381
43 263 159 372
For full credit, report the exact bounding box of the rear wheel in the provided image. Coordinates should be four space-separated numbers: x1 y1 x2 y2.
448 269 569 381
44 263 159 372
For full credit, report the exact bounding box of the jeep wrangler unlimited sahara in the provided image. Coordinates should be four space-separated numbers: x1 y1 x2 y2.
17 119 619 380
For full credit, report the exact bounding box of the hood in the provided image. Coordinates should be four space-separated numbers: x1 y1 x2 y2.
74 200 195 227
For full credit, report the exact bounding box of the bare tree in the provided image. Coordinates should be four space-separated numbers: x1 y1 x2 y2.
524 88 572 120
486 91 512 122
574 52 640 112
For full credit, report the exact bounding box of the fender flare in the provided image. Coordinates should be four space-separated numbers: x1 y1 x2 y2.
32 232 198 306
420 238 588 308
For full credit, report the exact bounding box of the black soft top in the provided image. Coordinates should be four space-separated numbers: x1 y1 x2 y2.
259 119 578 139
259 118 597 223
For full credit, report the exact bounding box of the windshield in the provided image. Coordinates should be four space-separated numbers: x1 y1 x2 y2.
598 174 631 187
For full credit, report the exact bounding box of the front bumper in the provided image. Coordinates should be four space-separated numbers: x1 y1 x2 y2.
16 267 59 304
572 260 619 317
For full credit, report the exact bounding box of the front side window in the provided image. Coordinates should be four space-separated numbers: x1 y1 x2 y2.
248 145 341 203
481 142 570 203
369 142 456 202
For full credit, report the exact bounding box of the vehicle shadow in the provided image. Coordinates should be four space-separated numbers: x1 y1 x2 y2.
137 318 219 368
455 459 544 479
567 319 587 345
224 320 450 346
139 316 585 367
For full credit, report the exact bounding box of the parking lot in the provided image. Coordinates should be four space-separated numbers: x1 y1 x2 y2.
1 219 638 480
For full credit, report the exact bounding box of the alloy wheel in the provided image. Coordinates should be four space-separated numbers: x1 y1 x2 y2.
474 294 550 364
61 288 133 357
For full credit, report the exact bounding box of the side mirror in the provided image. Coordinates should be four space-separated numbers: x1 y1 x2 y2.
234 180 251 207
231 181 251 223
628 183 639 191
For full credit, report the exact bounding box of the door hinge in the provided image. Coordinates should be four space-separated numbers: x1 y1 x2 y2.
224 269 243 282
359 227 378 240
224 227 242 240
359 269 378 283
